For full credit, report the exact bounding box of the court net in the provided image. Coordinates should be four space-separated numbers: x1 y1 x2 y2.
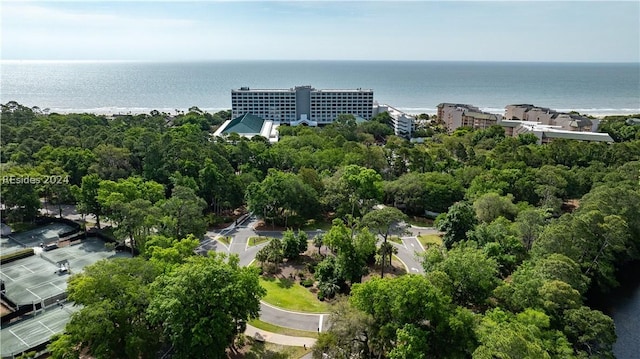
40 252 57 266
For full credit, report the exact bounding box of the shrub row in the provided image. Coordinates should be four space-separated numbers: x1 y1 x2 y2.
0 248 35 264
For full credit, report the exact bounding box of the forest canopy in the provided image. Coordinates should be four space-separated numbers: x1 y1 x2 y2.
2 102 639 358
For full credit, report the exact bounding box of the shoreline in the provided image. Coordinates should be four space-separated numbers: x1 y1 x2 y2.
31 107 639 120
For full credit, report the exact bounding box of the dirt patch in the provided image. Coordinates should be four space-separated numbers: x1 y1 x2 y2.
261 242 325 282
0 303 13 316
253 220 289 232
209 209 248 229
362 256 408 282
227 337 307 358
409 216 435 227
561 199 580 213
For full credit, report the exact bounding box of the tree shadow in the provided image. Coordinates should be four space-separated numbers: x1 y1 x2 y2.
247 344 289 359
276 277 294 289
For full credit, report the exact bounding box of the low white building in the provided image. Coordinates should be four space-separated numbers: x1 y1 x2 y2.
374 104 414 138
502 120 614 144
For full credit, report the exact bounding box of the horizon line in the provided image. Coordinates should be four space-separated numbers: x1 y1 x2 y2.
2 59 639 65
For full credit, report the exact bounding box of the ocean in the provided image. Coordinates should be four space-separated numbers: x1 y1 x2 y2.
1 60 639 116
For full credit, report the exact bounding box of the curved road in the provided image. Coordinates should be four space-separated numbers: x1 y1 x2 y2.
197 216 439 333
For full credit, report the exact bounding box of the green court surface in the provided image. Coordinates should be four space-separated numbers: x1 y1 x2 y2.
0 255 64 305
0 236 131 357
1 222 77 255
1 237 130 307
0 305 81 358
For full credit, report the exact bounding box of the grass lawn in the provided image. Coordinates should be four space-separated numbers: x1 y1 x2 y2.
299 218 334 231
388 235 403 244
418 234 443 248
248 319 319 339
248 236 272 247
217 236 231 246
260 277 330 313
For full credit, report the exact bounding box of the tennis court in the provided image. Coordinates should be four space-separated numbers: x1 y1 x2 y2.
1 237 131 307
1 236 131 357
0 254 63 306
40 236 132 270
0 305 81 358
1 222 77 255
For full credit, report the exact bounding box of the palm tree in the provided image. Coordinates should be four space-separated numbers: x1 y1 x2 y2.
313 233 324 257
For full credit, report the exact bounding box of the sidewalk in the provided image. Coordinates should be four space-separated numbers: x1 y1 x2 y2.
244 324 317 347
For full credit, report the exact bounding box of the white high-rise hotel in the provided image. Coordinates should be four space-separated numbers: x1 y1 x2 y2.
231 85 374 126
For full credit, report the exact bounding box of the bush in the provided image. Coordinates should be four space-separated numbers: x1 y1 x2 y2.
235 334 247 348
301 278 314 287
264 263 280 275
0 248 34 264
317 292 325 301
306 262 316 273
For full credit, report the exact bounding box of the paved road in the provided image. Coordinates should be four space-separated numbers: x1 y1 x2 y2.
393 237 425 274
199 217 441 333
260 302 329 332
53 206 438 335
393 226 443 275
48 205 440 347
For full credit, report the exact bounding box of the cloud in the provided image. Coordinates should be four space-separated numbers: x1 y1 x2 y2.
1 3 201 59
1 1 638 62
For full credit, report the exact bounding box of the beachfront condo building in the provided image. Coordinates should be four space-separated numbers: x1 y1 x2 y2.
231 85 374 126
504 104 597 132
436 102 612 144
437 103 503 132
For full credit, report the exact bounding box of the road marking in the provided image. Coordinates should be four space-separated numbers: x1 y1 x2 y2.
39 321 56 334
9 329 29 346
50 282 63 291
26 288 42 301
411 267 420 272
1 272 15 282
319 314 324 332
21 265 34 273
410 243 415 247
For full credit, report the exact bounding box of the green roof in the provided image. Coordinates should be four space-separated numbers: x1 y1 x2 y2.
223 113 265 134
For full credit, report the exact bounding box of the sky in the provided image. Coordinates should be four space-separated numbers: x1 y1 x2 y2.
1 1 639 62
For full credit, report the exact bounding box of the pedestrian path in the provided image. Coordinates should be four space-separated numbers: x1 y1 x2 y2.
244 324 316 347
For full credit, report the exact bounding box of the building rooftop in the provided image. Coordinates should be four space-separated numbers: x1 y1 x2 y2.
233 86 372 93
541 130 613 142
222 113 266 134
464 111 499 120
516 122 614 142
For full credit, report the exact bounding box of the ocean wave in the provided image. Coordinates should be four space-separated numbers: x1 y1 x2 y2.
395 107 438 114
26 106 640 117
44 107 230 115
